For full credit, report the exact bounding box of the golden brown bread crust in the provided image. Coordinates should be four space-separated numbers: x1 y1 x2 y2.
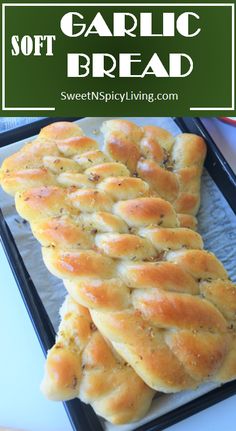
113 197 178 227
41 295 154 424
1 121 235 398
14 181 236 392
40 121 84 141
137 158 180 202
102 119 206 215
0 119 204 230
118 261 199 293
0 121 158 423
177 213 198 230
0 168 56 193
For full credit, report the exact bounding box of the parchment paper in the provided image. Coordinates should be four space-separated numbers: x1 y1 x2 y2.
0 117 236 431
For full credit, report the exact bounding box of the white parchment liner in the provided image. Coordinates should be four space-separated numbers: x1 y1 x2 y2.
0 117 235 431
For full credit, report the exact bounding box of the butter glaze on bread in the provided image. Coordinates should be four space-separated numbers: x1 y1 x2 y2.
2 121 236 416
33 204 235 393
41 295 154 424
0 120 207 230
102 120 206 216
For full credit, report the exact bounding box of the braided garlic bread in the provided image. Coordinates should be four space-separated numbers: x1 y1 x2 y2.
13 183 236 393
0 120 206 229
41 295 154 424
2 120 235 412
102 119 206 217
1 121 235 394
0 119 206 422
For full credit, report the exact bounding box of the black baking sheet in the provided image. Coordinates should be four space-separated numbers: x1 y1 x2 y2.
0 117 236 431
